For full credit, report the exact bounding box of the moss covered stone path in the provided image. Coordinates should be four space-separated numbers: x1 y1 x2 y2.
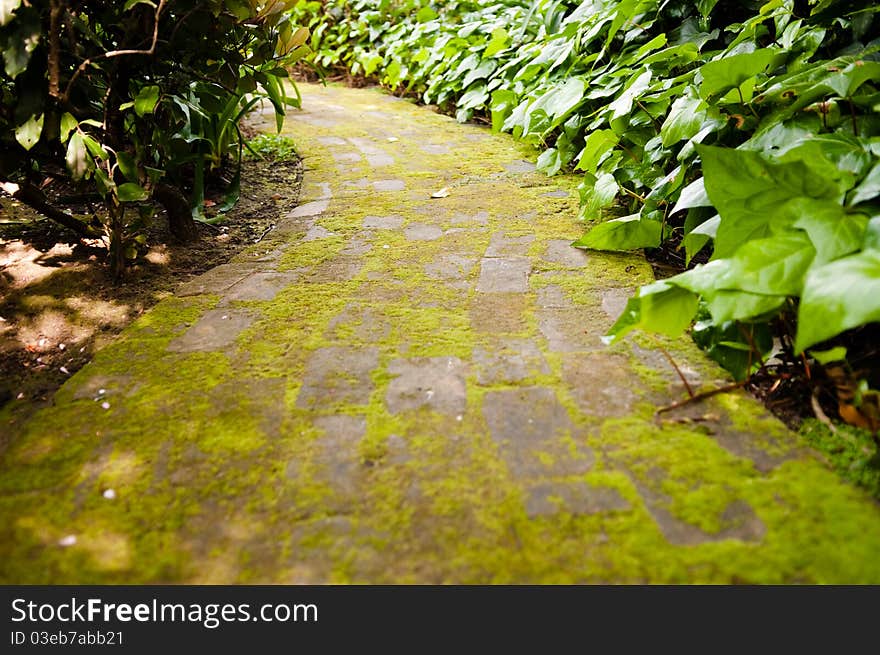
3 83 880 583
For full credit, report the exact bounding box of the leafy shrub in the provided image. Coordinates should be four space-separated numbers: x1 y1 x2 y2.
0 0 310 275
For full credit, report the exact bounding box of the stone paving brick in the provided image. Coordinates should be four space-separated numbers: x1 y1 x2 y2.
296 346 379 408
476 257 531 293
167 309 255 353
386 357 467 416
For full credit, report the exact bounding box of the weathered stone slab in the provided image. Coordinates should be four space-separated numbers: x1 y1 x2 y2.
483 387 593 479
561 353 640 418
303 225 336 241
167 310 255 353
451 211 489 225
332 152 362 163
300 256 364 283
222 272 298 303
421 144 451 155
601 288 631 320
386 357 467 416
348 137 395 167
485 233 534 257
424 255 476 282
469 294 528 333
286 199 329 219
473 339 549 385
405 223 444 241
373 179 406 192
325 304 391 343
544 240 589 268
316 136 347 146
177 263 258 297
504 159 537 173
312 414 367 499
363 215 404 230
535 284 570 309
296 347 379 408
526 481 629 518
537 308 603 352
476 257 531 293
542 189 570 198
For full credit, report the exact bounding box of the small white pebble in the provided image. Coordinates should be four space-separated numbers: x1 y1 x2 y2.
60 366 70 375
387 137 399 143
382 244 390 249
101 401 110 410
58 343 66 350
38 338 47 347
98 389 106 395
221 315 229 320
58 535 77 547
456 415 463 422
16 392 25 400
102 489 116 500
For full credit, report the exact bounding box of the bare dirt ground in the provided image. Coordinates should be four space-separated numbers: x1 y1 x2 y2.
0 156 302 432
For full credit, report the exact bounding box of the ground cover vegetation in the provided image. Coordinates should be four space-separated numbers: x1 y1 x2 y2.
290 0 880 455
0 0 310 276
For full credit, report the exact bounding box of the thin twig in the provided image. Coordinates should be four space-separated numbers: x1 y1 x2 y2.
62 0 167 102
657 345 695 399
655 381 746 415
810 389 838 435
255 224 275 243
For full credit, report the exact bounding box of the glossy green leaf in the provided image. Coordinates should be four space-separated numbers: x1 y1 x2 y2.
133 85 160 117
574 213 662 251
851 163 880 206
117 182 149 202
796 250 880 352
575 129 617 173
661 92 705 147
792 200 868 263
0 0 21 26
116 152 138 182
603 281 699 344
66 133 89 181
14 113 42 150
699 49 776 99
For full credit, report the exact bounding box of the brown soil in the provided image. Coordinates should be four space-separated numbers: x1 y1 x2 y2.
0 156 302 430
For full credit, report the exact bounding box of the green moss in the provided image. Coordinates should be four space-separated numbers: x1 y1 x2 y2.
799 418 880 499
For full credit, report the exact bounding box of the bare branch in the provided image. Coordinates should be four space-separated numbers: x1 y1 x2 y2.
62 0 168 102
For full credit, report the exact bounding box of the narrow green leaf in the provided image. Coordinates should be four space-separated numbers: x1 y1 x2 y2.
661 92 705 147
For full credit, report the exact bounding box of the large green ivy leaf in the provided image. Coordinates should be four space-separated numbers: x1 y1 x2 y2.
603 281 699 344
660 92 705 147
14 113 42 151
524 77 586 135
704 290 785 324
697 145 845 257
575 129 617 174
0 0 21 26
699 49 776 100
792 200 868 263
483 28 509 58
574 213 662 251
608 69 652 122
490 89 518 133
851 163 880 207
579 172 619 217
725 233 816 296
796 250 880 352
